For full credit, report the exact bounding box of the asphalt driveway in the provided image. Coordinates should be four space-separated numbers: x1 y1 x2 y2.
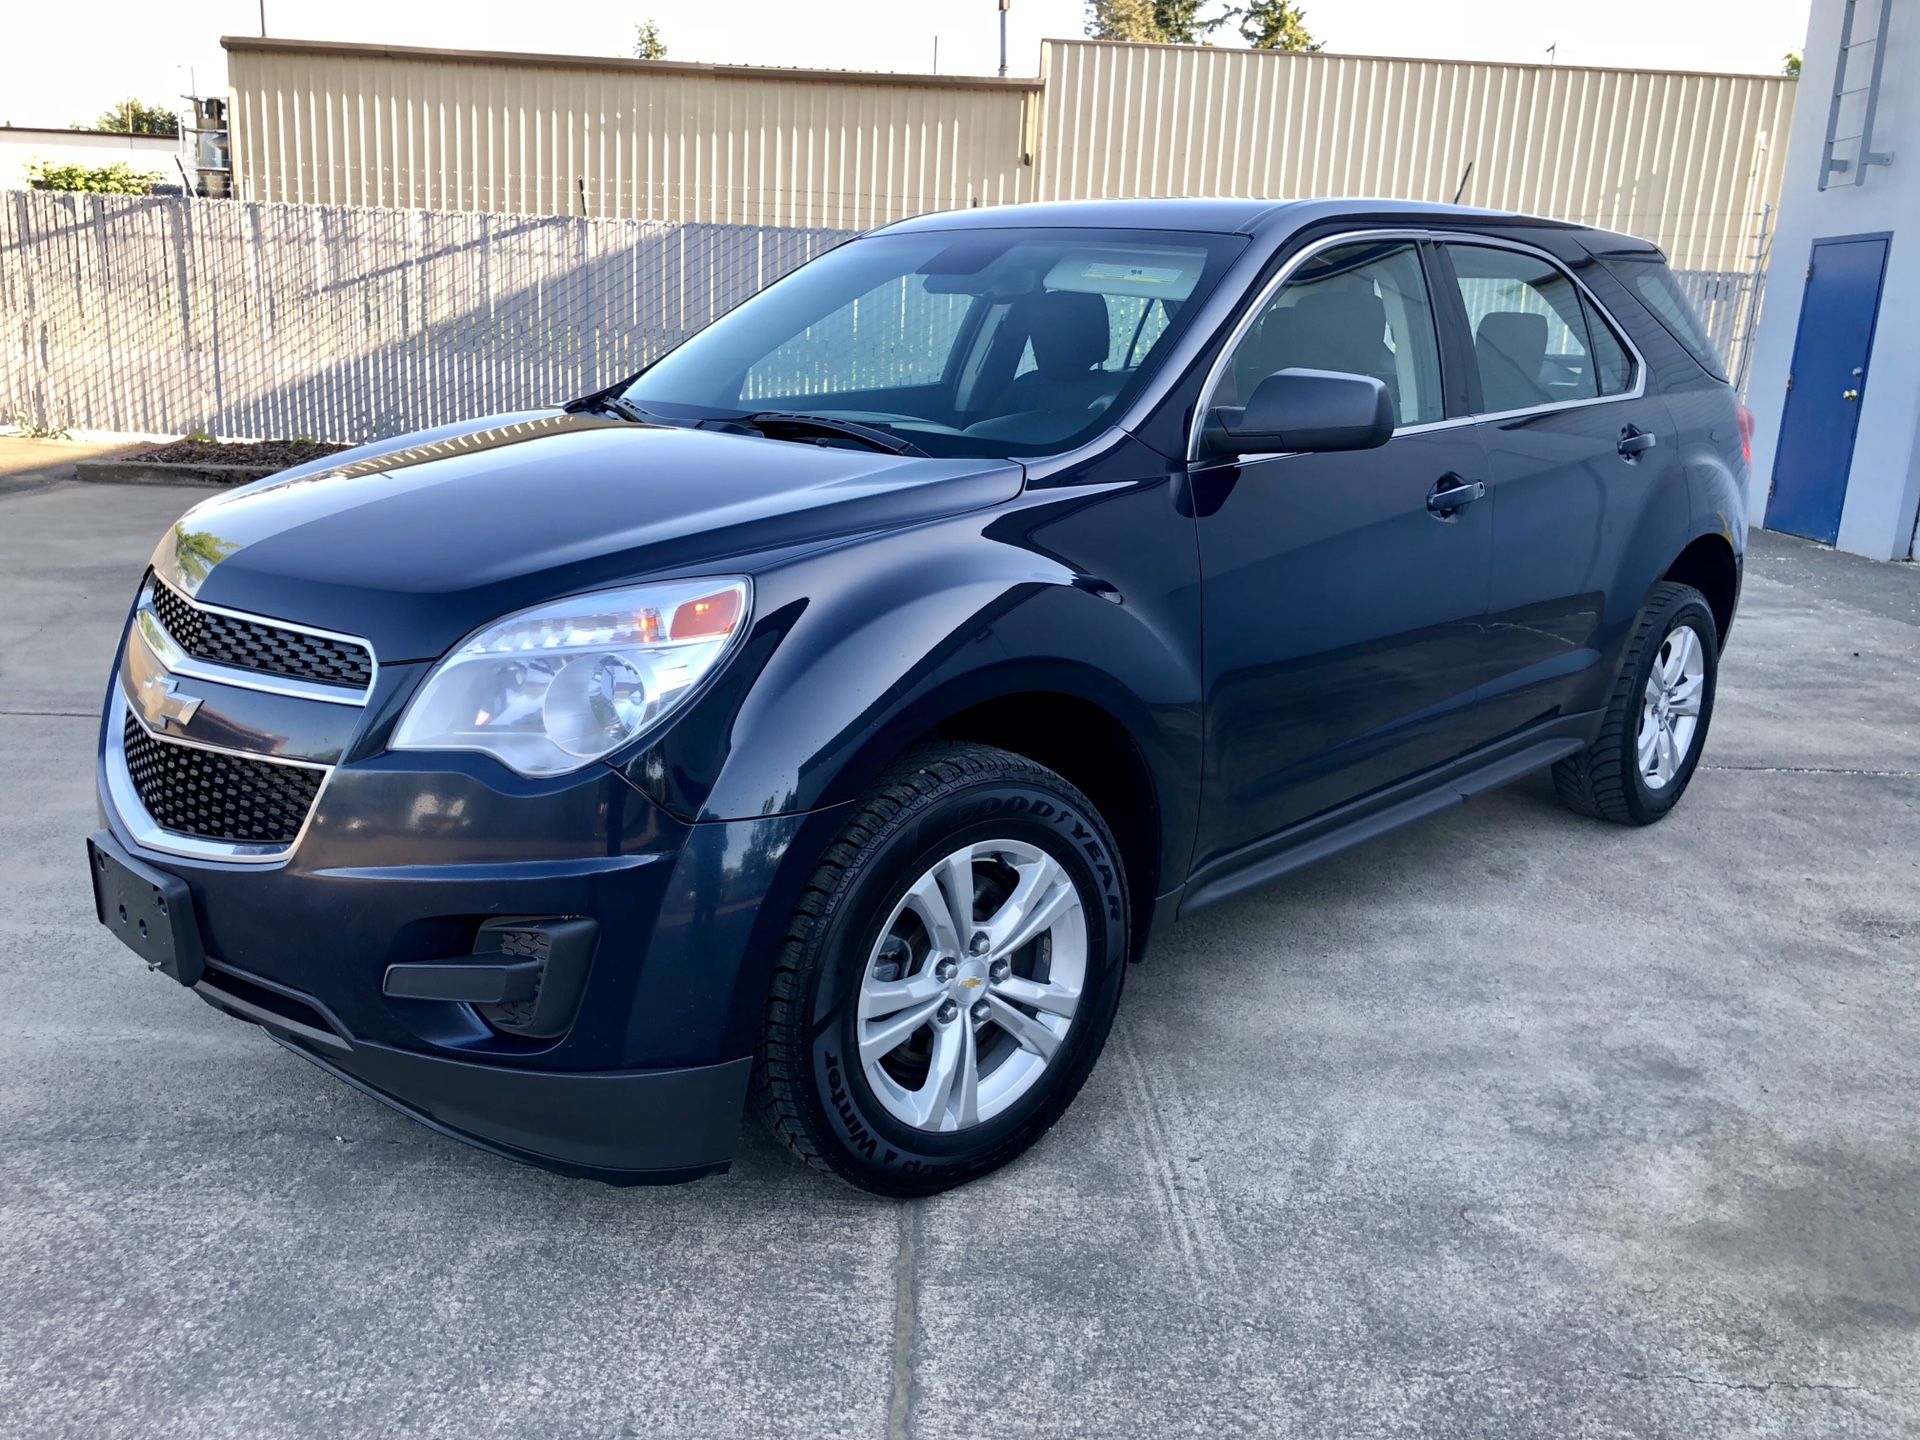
3 469 1917 1438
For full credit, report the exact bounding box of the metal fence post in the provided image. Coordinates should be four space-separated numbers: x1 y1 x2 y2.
1731 202 1773 398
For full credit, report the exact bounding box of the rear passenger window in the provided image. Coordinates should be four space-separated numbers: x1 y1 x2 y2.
1218 240 1444 426
1583 295 1634 396
1601 254 1728 381
1447 244 1598 412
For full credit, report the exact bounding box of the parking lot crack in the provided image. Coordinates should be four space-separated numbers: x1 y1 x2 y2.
1617 1370 1877 1398
887 1202 920 1440
1395 1363 1887 1401
1703 763 1920 779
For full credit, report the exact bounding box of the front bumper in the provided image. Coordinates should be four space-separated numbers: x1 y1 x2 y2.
266 1026 750 1185
92 739 821 1185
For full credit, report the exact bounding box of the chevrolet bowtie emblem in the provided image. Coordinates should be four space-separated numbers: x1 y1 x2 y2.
142 674 203 730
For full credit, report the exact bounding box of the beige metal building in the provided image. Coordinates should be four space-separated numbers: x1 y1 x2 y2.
224 34 1796 273
1036 40 1795 273
223 37 1038 229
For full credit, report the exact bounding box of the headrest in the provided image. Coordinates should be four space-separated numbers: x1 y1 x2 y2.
1476 311 1550 375
1292 290 1389 365
1018 290 1110 377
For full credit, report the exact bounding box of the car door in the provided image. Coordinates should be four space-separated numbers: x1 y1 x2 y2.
1189 236 1500 874
1435 239 1683 733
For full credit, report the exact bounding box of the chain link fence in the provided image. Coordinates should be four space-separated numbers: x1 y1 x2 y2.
1 189 852 441
2 188 1766 443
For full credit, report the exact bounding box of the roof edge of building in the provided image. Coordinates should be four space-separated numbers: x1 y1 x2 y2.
219 35 1046 92
1039 34 1797 86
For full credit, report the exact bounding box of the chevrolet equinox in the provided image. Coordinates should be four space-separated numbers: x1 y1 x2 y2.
89 199 1748 1195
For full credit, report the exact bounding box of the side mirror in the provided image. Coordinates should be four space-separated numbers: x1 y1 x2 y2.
1204 368 1397 456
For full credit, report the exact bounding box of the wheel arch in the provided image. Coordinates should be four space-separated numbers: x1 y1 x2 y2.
924 690 1163 962
811 664 1183 963
1661 531 1740 642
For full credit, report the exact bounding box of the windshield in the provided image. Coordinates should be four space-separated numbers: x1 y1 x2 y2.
622 227 1246 458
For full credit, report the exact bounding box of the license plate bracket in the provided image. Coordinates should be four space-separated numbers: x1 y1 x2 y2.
87 832 206 987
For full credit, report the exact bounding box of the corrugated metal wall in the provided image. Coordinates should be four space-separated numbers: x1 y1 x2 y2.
226 39 1036 229
1036 40 1794 272
225 36 1794 273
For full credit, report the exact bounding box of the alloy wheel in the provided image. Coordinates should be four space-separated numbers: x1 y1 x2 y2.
855 839 1088 1133
1638 623 1706 791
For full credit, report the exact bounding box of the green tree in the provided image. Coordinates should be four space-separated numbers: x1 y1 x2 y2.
25 160 161 194
91 98 179 135
1086 0 1224 44
1783 51 1802 77
632 20 668 59
1233 0 1319 51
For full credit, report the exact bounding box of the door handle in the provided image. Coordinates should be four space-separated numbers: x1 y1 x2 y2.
1618 426 1657 459
1843 388 1861 401
1427 476 1487 516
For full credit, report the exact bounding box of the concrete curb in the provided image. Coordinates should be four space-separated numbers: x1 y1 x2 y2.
72 459 280 487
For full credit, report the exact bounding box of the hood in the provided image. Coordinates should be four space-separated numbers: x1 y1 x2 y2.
153 410 1024 661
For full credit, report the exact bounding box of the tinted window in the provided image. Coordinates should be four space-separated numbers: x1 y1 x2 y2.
1010 295 1173 379
1602 253 1728 381
1218 240 1444 426
743 276 973 399
1583 295 1635 396
1447 244 1598 411
627 228 1244 458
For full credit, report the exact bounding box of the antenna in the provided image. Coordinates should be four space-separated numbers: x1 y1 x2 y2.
999 0 1011 79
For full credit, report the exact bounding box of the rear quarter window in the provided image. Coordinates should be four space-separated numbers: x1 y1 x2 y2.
1600 254 1728 381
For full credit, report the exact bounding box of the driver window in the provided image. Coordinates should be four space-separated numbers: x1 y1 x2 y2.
1219 240 1443 427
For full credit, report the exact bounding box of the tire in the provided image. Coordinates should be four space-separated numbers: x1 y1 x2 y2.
753 743 1129 1197
1553 581 1720 826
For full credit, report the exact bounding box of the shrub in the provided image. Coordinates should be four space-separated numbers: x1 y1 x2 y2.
25 160 163 195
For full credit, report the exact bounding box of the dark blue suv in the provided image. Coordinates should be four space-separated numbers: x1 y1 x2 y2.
88 199 1747 1195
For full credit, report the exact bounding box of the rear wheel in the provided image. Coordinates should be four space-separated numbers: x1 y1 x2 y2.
753 743 1128 1196
1553 581 1719 825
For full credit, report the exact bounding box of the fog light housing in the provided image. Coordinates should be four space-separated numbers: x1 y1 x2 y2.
383 917 597 1040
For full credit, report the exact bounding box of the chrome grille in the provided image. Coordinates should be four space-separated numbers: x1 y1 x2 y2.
120 709 324 845
149 577 373 692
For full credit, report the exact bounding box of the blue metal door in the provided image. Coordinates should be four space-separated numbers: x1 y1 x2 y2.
1768 234 1890 545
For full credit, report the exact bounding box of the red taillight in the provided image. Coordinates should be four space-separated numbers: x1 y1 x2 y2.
1737 404 1756 467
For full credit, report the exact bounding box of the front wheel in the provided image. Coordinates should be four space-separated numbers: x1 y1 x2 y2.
1553 581 1720 825
753 744 1129 1196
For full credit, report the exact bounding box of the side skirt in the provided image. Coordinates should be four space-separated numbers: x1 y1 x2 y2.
1175 711 1599 919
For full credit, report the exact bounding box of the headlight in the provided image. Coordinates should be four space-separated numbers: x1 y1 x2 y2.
392 578 750 777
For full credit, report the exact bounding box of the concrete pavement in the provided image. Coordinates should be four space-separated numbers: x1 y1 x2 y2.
3 471 1916 1438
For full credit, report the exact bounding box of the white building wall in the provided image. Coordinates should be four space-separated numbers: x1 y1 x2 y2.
0 127 179 189
1744 0 1920 560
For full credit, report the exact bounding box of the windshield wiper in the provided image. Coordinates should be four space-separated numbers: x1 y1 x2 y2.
573 392 664 426
737 412 927 457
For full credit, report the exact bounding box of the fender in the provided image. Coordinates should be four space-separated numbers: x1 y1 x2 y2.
614 442 1204 889
1669 382 1750 565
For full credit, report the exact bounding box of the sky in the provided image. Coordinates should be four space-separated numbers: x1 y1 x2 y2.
4 0 1813 129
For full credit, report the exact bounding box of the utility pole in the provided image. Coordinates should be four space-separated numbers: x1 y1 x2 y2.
259 1 266 37
999 0 1011 78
